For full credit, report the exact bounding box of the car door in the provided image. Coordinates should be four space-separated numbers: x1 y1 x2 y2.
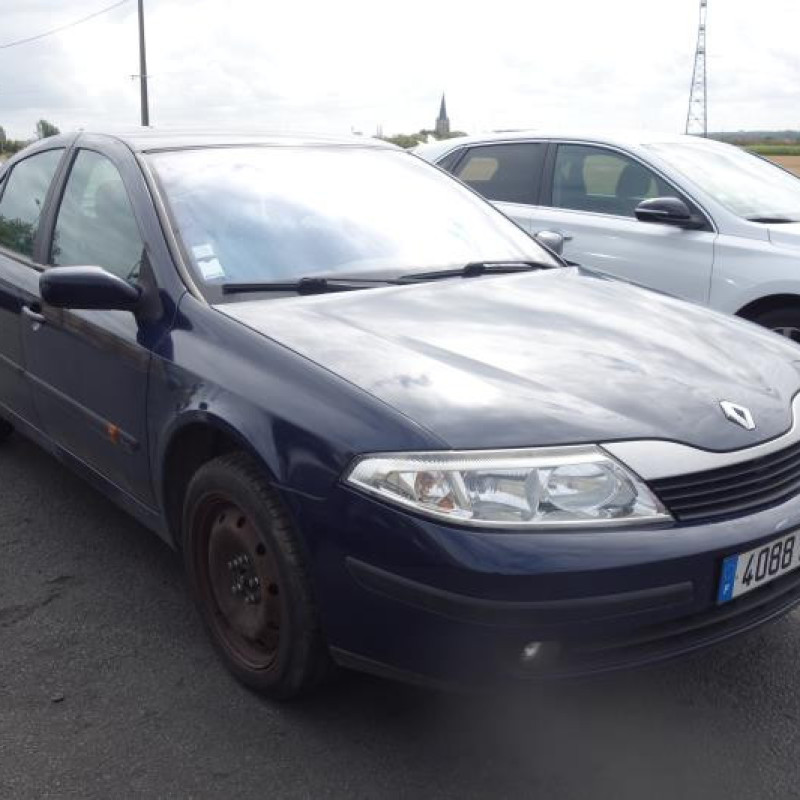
20 145 155 505
529 142 716 304
449 142 547 232
0 147 66 428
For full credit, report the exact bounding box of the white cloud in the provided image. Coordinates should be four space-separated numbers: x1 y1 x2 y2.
1 0 799 140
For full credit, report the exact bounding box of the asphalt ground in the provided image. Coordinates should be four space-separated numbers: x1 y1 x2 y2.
1 433 799 799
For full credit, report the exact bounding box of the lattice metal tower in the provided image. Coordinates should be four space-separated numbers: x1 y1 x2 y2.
686 0 708 136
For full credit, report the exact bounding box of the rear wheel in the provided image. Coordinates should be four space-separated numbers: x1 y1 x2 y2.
0 418 12 443
182 452 330 700
750 307 800 343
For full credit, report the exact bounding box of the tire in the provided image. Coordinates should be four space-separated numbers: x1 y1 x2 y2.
182 452 330 700
0 418 12 443
750 307 800 343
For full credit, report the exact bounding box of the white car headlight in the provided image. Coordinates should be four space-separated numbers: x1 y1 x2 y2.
345 446 670 529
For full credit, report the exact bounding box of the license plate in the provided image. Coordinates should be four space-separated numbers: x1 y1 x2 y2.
718 531 800 604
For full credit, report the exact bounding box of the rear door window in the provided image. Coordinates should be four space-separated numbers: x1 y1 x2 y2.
0 149 63 258
454 143 546 205
437 148 464 173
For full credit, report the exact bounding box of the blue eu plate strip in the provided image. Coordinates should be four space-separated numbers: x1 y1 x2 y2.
718 555 739 604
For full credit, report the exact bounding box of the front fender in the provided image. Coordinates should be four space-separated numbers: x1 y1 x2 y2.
712 236 800 315
146 294 445 515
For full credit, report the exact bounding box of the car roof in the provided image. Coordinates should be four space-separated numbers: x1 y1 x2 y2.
27 128 400 154
414 130 715 159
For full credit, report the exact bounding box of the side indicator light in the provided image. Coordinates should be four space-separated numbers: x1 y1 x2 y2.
106 423 121 445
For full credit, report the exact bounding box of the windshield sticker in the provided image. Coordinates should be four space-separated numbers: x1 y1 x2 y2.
192 243 215 260
192 244 226 281
197 257 225 281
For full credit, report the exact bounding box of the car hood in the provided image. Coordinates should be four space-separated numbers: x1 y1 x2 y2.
768 222 800 249
217 268 800 451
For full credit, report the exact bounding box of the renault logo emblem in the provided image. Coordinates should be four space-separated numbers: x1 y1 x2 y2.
720 401 755 431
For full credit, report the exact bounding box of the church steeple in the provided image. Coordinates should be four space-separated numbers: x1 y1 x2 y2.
435 93 450 137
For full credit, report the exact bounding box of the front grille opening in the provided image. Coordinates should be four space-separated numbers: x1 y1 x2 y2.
651 438 800 522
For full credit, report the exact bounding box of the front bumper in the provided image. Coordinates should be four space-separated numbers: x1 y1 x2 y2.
287 485 800 688
339 553 800 685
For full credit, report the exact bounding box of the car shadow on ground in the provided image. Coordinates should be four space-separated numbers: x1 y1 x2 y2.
1 435 796 799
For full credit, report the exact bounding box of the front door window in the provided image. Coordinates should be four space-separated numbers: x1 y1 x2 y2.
552 144 675 218
51 150 144 282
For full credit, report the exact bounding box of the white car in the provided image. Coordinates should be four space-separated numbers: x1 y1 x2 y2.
416 132 800 338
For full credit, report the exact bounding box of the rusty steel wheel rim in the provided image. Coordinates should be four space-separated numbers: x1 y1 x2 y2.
196 496 283 671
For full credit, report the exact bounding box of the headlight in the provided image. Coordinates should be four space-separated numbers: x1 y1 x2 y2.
344 446 670 529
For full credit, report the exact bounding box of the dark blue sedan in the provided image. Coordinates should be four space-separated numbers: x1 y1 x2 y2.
2 130 800 698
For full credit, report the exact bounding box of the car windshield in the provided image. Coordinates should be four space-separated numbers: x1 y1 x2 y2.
646 140 800 222
148 145 556 292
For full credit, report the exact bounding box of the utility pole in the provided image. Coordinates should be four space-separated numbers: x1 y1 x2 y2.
685 0 708 137
137 0 150 126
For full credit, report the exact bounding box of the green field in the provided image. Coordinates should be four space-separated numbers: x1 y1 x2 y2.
747 144 800 156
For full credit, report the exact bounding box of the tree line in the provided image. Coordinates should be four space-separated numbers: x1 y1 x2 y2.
379 129 467 149
0 120 60 157
2 120 464 155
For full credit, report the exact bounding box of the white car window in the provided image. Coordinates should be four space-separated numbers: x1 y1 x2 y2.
454 143 545 205
552 144 674 218
647 141 800 222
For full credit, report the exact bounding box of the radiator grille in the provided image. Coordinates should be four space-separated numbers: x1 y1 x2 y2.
650 439 800 522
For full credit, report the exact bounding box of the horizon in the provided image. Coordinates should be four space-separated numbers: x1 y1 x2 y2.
2 0 799 141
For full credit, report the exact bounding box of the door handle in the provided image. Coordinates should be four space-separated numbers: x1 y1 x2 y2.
22 304 47 325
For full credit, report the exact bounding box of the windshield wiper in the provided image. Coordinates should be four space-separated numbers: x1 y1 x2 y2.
221 276 393 295
398 260 555 283
747 216 799 224
221 261 556 294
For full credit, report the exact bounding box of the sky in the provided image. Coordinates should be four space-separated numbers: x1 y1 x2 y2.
1 0 799 141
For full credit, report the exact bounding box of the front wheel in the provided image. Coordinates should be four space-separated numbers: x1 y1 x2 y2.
750 307 800 343
182 452 330 700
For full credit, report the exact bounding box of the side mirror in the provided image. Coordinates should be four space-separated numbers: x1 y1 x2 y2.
40 266 141 311
635 197 704 229
534 229 565 256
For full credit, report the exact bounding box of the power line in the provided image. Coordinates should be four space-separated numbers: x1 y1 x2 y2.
0 0 131 50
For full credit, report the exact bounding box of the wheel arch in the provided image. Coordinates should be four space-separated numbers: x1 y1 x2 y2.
158 413 281 550
736 293 800 322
